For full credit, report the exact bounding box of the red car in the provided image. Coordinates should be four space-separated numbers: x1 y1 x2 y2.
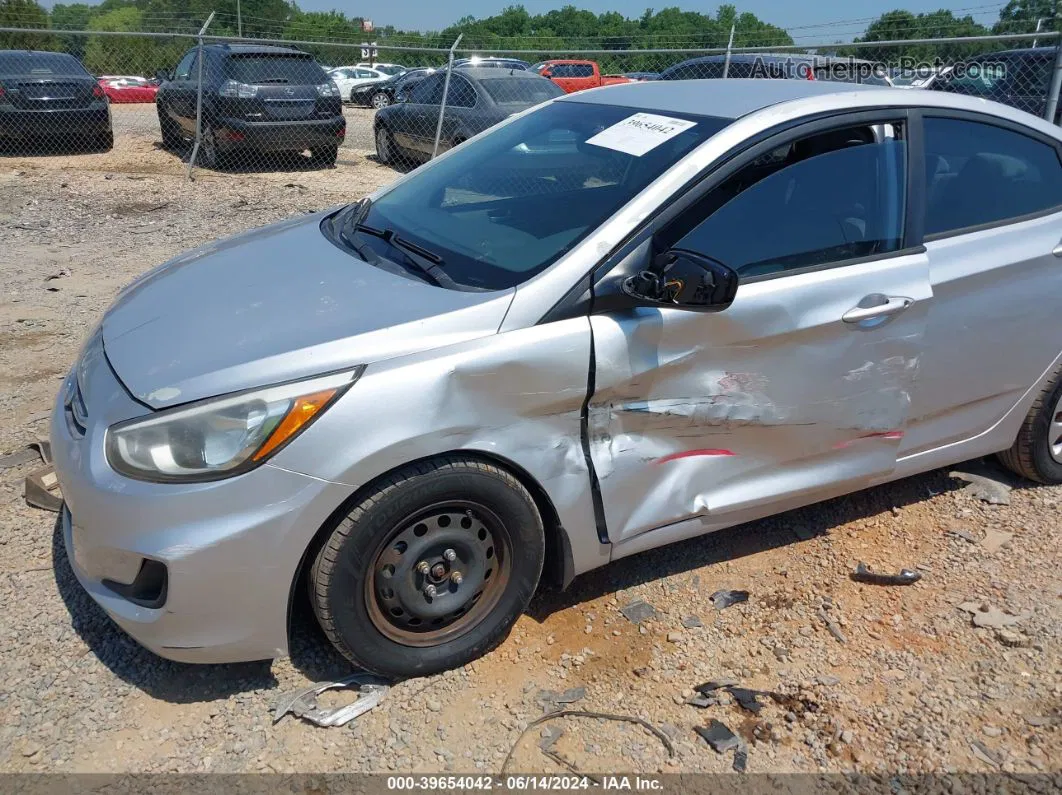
98 75 158 104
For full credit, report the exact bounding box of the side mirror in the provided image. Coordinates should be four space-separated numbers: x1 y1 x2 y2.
156 68 171 83
541 69 553 78
616 249 738 312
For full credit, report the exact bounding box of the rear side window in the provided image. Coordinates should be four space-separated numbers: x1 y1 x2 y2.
449 76 477 108
674 123 907 280
0 52 87 76
924 117 1062 237
224 55 326 85
481 77 563 105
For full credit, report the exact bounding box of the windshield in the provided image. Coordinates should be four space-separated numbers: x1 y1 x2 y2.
375 64 405 76
351 101 729 290
224 54 327 85
0 52 87 76
482 77 564 105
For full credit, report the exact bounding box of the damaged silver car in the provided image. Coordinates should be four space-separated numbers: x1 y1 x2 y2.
53 79 1062 677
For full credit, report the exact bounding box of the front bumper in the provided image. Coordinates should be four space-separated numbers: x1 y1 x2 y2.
51 336 352 664
0 105 110 140
214 116 346 153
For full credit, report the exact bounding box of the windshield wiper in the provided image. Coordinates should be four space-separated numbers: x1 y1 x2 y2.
353 222 462 290
338 200 381 266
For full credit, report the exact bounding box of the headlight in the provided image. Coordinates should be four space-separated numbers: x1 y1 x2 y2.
106 368 362 482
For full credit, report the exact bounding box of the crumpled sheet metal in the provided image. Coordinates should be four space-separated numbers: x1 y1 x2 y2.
273 674 389 727
587 269 926 545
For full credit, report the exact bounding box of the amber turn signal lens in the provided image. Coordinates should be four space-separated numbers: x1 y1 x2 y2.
252 389 338 461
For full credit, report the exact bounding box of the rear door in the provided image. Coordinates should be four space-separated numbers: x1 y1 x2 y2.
900 112 1062 457
588 113 932 545
399 74 445 153
221 53 325 123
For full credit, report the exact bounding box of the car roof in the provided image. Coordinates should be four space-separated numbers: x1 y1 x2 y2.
556 77 1062 136
966 46 1055 60
204 44 308 56
559 78 883 118
458 67 547 81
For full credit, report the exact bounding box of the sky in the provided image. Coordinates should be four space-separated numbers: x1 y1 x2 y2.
302 1 1005 37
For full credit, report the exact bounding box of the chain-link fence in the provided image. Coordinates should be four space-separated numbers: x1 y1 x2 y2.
2 22 1061 178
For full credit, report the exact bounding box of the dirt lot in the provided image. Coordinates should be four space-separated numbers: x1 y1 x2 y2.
0 116 1060 779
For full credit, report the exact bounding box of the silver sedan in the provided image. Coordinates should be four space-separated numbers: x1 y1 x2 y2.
53 78 1062 677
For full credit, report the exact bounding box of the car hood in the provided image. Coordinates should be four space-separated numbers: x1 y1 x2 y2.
102 211 514 409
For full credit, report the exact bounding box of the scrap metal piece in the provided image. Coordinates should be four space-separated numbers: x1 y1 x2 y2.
24 465 62 512
709 589 749 610
272 674 389 727
619 599 658 624
537 686 586 712
850 562 922 586
969 740 1002 767
817 607 847 644
681 615 703 629
949 469 1012 505
728 687 766 715
694 679 738 695
30 438 52 466
695 718 748 772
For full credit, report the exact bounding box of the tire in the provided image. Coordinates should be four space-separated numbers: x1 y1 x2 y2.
310 456 545 678
998 363 1062 484
92 129 113 153
159 113 182 150
311 146 339 168
375 124 395 165
371 91 391 109
197 124 218 169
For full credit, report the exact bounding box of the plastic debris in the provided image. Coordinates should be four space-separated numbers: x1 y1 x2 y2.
619 599 658 624
850 562 922 586
0 448 39 470
24 466 62 512
681 615 703 629
694 719 748 772
817 607 847 644
969 740 1002 767
694 679 738 695
272 674 388 727
709 589 749 610
537 686 586 712
949 469 1012 505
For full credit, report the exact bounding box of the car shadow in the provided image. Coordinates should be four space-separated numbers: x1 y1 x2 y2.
155 140 338 174
51 456 1024 699
0 139 111 157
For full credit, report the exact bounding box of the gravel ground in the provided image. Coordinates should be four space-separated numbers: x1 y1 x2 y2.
0 123 1060 779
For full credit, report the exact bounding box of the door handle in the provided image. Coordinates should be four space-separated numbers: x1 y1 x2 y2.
842 296 914 324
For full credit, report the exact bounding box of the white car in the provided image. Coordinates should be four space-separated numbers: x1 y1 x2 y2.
356 62 408 76
329 66 390 102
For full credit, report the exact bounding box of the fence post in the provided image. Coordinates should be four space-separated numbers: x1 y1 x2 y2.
722 24 735 79
187 11 216 180
433 33 463 159
1046 30 1062 124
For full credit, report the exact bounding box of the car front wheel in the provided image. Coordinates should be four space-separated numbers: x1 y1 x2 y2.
309 457 545 678
375 125 395 164
371 91 391 109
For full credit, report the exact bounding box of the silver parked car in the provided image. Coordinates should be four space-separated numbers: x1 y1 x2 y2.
54 79 1062 677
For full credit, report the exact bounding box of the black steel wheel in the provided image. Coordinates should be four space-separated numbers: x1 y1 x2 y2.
310 457 544 677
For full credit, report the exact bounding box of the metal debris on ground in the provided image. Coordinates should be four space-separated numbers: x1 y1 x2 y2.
272 674 389 727
817 607 847 644
728 687 767 715
694 679 738 695
949 469 1012 505
694 718 748 772
709 589 749 610
681 615 703 628
850 562 922 586
969 740 1002 767
537 686 586 712
500 710 675 777
619 599 658 624
946 528 979 544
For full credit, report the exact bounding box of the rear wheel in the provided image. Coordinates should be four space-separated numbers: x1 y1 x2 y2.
92 129 113 153
998 364 1062 484
309 457 545 677
197 124 218 169
375 125 395 165
159 113 182 150
371 91 391 109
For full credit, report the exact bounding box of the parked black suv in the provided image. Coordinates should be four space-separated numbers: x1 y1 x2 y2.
156 44 345 168
932 48 1060 122
0 50 112 153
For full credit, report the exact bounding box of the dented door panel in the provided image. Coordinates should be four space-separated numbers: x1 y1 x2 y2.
589 252 932 543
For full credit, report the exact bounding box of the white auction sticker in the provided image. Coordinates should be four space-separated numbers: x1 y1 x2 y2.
585 112 697 156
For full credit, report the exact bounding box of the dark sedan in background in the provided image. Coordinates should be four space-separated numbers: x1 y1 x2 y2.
349 67 438 109
0 50 112 152
374 67 563 164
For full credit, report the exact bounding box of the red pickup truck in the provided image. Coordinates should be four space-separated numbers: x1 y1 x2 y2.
534 60 632 93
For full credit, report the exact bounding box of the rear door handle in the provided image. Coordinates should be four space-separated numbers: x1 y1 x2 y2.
842 295 914 324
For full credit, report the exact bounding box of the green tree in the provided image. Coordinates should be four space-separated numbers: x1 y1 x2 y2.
850 9 993 63
994 0 1061 34
0 0 58 50
83 6 185 77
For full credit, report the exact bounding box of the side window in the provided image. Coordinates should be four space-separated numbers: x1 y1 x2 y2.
356 69 375 79
448 76 477 108
573 64 595 78
173 51 197 80
673 122 907 280
409 74 443 104
551 64 571 78
924 117 1062 237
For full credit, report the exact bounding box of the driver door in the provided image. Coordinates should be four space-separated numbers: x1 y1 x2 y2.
588 114 932 544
